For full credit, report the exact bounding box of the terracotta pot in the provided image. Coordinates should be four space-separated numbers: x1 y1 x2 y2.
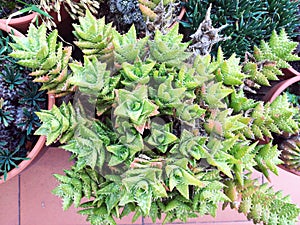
0 4 73 39
280 67 300 80
263 72 300 102
0 94 55 184
0 12 37 34
0 22 24 37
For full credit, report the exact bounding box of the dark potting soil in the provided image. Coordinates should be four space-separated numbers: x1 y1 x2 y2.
290 61 300 73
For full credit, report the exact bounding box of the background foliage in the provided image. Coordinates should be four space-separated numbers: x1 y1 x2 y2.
182 0 300 58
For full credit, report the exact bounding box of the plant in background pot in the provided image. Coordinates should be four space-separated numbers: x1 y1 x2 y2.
0 0 101 39
9 10 300 225
0 0 39 33
138 0 185 34
97 0 185 37
36 0 101 28
242 29 300 177
0 27 54 183
181 0 300 58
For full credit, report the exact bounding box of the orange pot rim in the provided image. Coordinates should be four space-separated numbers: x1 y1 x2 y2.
0 12 37 34
0 22 24 37
0 12 37 26
263 67 300 103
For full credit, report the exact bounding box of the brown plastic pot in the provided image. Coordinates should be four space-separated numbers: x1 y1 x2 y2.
47 4 74 43
0 12 38 34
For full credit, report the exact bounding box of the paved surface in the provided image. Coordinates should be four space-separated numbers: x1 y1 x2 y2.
0 147 299 225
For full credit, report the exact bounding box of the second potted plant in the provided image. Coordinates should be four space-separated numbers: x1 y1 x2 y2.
0 22 55 183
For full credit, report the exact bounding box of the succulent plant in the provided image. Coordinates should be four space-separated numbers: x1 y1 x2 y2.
241 29 300 87
188 4 229 57
224 174 300 225
112 25 148 64
0 64 27 101
182 0 300 58
72 10 114 63
96 0 182 37
0 147 29 181
9 23 75 96
10 11 300 225
138 0 175 20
